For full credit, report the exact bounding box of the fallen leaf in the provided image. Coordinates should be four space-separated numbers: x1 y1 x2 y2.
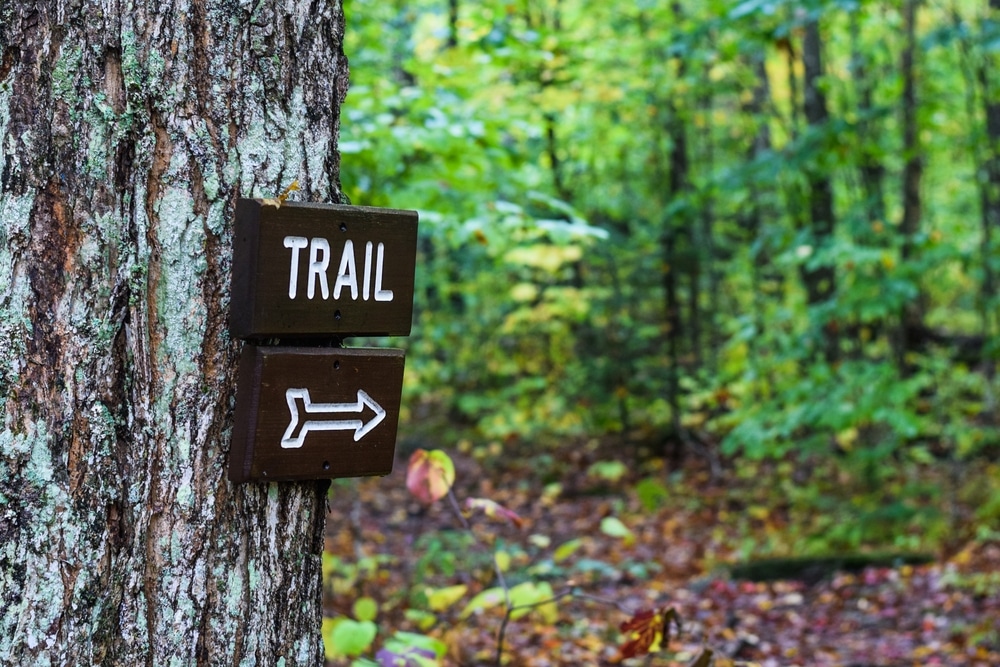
615 606 681 661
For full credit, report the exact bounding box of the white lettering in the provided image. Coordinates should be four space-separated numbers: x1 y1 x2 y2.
334 239 358 300
284 236 309 299
285 236 395 303
374 242 393 302
308 238 331 300
363 241 373 301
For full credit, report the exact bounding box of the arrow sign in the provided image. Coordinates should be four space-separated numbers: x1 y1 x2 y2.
282 388 386 447
229 345 405 482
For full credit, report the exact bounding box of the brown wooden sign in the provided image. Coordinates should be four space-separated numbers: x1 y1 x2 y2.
230 199 418 339
229 345 405 483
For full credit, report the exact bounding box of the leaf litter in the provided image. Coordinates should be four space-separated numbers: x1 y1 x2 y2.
323 447 1000 666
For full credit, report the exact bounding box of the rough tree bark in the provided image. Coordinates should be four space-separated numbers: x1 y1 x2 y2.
0 0 349 663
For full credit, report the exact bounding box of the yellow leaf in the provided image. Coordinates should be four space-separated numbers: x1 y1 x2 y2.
426 584 468 612
263 179 300 208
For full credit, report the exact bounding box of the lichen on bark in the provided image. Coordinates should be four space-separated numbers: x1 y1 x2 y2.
0 0 349 663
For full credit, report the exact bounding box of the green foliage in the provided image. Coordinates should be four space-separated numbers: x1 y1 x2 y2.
635 477 671 512
341 0 1000 561
324 618 378 659
412 531 479 585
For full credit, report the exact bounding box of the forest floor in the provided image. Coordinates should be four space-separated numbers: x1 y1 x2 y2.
323 440 1000 666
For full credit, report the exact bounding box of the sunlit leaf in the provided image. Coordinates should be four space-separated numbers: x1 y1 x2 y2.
459 587 505 619
425 584 468 612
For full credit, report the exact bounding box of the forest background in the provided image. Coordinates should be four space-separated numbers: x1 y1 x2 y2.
322 0 1000 664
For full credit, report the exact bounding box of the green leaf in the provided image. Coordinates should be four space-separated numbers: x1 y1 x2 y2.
553 538 583 563
636 477 669 511
325 618 377 658
600 516 634 544
587 460 629 483
459 587 505 619
353 596 378 622
508 581 558 623
404 609 438 631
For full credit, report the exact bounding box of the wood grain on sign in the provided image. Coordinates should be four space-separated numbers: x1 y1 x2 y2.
230 199 418 339
229 345 405 482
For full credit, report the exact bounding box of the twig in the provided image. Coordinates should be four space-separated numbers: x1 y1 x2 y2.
444 490 631 666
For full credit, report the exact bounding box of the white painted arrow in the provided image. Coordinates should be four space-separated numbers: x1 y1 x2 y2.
281 388 386 448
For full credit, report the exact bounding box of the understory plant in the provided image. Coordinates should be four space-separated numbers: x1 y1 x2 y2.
324 448 715 666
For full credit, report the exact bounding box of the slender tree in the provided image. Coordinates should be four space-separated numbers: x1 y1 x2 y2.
741 49 777 389
802 16 838 362
898 0 925 371
0 0 348 662
979 0 1000 411
663 2 690 442
447 0 460 48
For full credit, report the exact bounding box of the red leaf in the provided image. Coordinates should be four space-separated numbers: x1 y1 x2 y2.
406 449 455 504
615 606 681 661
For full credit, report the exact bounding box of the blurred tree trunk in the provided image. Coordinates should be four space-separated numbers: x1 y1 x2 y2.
801 18 838 362
663 2 690 443
392 0 416 85
742 51 775 392
447 0 460 48
0 0 348 663
851 10 887 227
898 0 925 372
979 0 1000 411
848 7 888 360
698 59 718 371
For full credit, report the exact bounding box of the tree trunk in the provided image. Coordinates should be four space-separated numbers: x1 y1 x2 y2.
899 0 925 372
0 0 348 663
741 51 775 393
698 59 718 372
850 9 887 227
447 0 460 48
663 2 689 446
979 0 1000 414
802 18 838 362
847 7 888 359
